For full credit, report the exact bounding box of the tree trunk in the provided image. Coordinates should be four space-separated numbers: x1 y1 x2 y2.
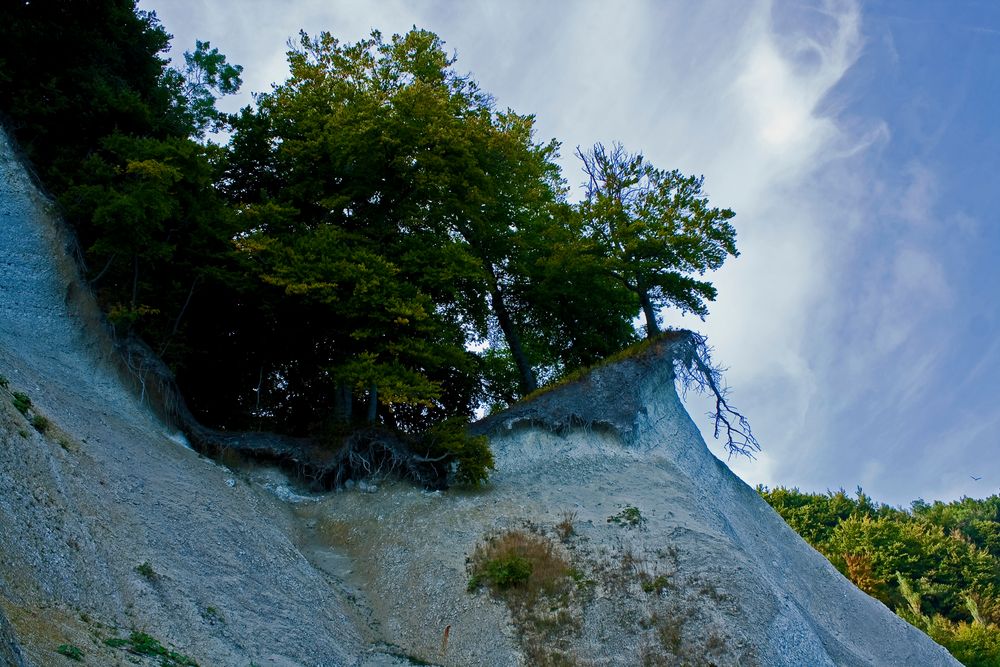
131 254 140 309
367 383 378 424
639 289 660 338
485 266 537 395
333 382 353 424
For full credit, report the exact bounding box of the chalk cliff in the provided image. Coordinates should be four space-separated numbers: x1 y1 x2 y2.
0 128 959 665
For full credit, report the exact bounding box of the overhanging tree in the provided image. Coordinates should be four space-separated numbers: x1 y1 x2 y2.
577 142 738 337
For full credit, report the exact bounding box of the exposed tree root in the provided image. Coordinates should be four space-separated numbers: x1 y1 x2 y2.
114 334 449 489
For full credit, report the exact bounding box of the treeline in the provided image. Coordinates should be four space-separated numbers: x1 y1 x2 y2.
0 2 739 477
760 486 1000 666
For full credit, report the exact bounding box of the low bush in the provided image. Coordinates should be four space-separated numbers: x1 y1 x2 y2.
468 528 581 665
56 644 84 661
468 529 574 603
11 391 31 415
31 414 50 434
422 416 493 487
105 631 198 666
608 504 645 529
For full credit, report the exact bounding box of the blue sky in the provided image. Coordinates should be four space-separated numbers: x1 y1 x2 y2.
141 0 1000 506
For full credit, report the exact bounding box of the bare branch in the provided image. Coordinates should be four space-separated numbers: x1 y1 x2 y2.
671 331 760 458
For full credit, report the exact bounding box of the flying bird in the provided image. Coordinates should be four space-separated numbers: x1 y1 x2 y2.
970 475 982 481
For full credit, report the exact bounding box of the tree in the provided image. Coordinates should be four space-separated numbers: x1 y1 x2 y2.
577 142 738 337
223 27 578 422
164 40 243 138
0 0 178 188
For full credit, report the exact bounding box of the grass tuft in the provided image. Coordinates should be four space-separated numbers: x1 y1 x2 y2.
31 414 51 434
468 529 573 601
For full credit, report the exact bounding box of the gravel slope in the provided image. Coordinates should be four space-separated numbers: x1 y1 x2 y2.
0 127 961 666
0 129 399 666
297 353 960 666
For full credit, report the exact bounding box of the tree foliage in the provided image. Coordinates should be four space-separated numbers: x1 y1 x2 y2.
760 486 1000 666
1 6 749 485
577 142 738 336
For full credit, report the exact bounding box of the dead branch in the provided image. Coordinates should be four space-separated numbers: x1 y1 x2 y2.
671 331 760 458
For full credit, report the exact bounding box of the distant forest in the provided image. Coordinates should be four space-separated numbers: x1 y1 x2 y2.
0 1 739 472
760 487 1000 665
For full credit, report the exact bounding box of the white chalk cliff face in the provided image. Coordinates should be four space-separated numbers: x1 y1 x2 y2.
0 127 959 666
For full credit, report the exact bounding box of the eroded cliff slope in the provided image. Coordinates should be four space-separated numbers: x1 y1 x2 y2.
0 128 960 666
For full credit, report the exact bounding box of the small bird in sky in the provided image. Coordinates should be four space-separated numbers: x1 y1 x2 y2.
970 475 982 481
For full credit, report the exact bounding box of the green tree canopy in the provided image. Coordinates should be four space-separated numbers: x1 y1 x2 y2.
577 142 738 336
2 6 753 484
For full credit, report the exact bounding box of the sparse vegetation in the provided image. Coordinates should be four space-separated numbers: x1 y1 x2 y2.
56 643 84 661
12 391 31 415
608 504 645 529
468 527 582 665
0 374 8 388
135 561 156 579
104 631 198 666
31 413 51 433
641 573 673 594
203 606 224 624
555 511 577 541
468 530 572 599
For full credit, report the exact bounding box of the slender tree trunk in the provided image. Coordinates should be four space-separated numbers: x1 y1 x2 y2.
367 383 378 424
159 277 199 356
333 382 353 424
485 266 537 395
131 254 140 309
639 289 660 338
90 253 116 284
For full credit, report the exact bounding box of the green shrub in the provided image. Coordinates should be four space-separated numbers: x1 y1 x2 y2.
31 414 51 434
56 644 84 661
135 561 156 579
640 573 672 593
485 554 533 590
104 631 198 666
608 504 645 529
468 528 581 665
422 416 493 487
468 529 572 598
11 391 31 415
